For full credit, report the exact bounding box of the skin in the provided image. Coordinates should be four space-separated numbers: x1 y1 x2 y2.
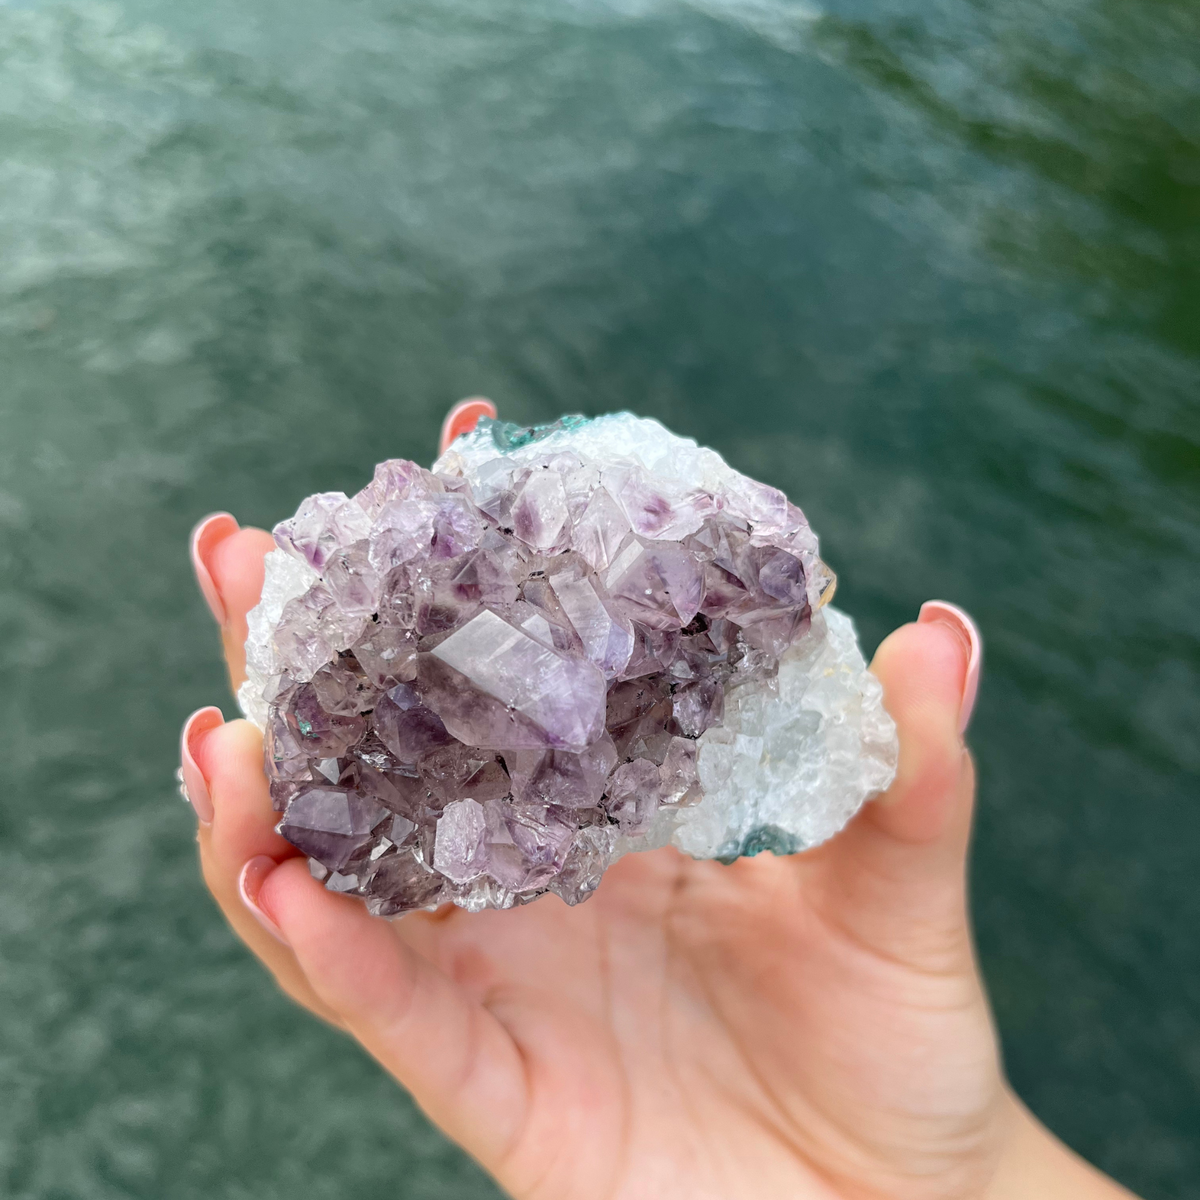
190 525 1139 1200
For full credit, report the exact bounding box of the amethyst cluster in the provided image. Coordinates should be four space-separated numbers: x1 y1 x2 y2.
240 413 886 916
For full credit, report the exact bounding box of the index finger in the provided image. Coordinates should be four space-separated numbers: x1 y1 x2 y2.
190 518 276 691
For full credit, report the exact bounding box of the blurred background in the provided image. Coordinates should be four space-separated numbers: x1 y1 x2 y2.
1 0 1197 1196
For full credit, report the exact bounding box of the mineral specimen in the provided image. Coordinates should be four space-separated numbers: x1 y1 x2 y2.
239 413 898 915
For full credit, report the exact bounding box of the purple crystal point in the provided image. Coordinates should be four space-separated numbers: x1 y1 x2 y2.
252 413 858 915
511 468 571 552
431 494 486 558
572 487 630 573
361 847 446 916
311 656 375 716
603 465 714 541
374 684 455 764
505 736 618 809
433 798 489 883
550 566 634 679
671 677 724 738
279 786 390 872
264 712 308 810
482 800 576 891
605 539 703 631
284 681 366 758
549 825 619 905
354 459 433 518
659 736 702 807
603 759 662 833
274 493 372 572
423 609 606 750
353 622 418 686
321 541 381 617
369 498 441 574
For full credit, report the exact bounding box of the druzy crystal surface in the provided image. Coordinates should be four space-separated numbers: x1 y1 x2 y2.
239 413 897 915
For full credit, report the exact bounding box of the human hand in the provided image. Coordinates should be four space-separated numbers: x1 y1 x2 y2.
180 412 1137 1200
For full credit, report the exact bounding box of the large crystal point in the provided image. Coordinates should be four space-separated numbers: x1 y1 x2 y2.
239 412 898 914
550 564 634 679
424 609 606 750
278 786 390 872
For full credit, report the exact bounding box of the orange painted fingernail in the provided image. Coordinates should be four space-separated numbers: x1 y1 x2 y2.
439 397 497 456
918 601 983 734
178 706 224 825
190 512 240 626
238 856 289 944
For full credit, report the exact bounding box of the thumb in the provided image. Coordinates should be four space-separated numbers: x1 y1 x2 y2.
870 601 981 844
820 602 982 972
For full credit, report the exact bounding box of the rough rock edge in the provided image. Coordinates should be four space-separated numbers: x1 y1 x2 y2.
239 412 898 868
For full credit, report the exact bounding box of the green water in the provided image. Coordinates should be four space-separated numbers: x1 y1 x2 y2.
1 0 1197 1195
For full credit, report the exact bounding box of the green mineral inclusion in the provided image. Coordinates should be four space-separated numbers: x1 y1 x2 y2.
482 414 590 451
716 825 803 864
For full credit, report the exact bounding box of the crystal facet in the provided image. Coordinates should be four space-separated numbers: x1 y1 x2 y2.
239 412 898 914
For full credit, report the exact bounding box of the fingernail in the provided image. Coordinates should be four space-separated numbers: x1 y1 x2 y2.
190 512 240 626
239 856 288 944
438 397 497 456
179 706 224 825
918 601 983 734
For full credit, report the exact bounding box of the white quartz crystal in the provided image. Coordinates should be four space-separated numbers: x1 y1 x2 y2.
239 549 317 729
674 606 897 858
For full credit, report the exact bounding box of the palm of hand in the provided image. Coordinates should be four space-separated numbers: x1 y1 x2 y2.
388 819 998 1200
191 526 1010 1200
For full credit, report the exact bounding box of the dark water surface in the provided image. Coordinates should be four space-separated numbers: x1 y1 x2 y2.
1 0 1197 1195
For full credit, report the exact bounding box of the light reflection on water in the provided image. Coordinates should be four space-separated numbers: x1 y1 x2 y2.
0 0 1196 1196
